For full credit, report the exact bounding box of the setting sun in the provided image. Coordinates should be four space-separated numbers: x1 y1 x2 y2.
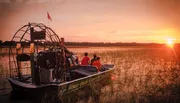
166 38 174 48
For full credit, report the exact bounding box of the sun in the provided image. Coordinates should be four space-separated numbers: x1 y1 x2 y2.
166 38 174 48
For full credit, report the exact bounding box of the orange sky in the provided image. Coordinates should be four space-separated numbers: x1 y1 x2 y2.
0 0 180 43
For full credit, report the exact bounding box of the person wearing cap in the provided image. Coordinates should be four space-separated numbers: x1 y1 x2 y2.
90 54 97 65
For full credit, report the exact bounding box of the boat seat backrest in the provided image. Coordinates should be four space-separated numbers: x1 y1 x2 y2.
83 66 98 72
70 65 98 72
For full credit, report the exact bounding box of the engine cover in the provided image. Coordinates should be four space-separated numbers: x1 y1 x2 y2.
37 51 56 69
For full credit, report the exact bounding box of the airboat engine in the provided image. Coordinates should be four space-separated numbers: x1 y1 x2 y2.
37 51 56 69
36 50 55 83
36 49 64 83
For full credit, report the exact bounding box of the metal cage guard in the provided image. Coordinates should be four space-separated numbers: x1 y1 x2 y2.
9 23 66 84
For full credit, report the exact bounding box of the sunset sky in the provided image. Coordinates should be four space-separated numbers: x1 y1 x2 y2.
0 0 180 43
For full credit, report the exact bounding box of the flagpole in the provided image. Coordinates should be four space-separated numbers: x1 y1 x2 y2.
47 12 48 27
48 19 50 27
47 12 50 27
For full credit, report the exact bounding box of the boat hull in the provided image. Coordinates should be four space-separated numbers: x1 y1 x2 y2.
8 67 114 102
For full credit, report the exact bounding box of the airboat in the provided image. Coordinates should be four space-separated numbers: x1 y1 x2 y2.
7 23 114 102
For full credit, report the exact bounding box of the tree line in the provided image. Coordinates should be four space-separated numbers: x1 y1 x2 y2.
0 40 169 47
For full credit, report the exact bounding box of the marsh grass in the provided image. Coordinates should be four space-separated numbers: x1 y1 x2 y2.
0 47 180 103
76 49 180 103
0 54 11 95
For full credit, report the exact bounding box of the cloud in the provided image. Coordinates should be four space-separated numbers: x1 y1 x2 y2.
1 0 180 43
0 0 10 3
0 0 54 4
0 0 30 3
0 0 65 4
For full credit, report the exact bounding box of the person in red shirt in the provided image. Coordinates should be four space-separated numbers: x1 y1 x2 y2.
81 52 90 65
92 57 101 72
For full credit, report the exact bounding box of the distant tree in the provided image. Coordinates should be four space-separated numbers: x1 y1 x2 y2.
0 40 2 46
3 41 16 46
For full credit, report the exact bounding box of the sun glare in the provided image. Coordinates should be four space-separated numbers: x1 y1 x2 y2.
166 38 174 48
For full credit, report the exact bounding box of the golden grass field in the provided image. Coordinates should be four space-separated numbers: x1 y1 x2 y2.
0 46 180 103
